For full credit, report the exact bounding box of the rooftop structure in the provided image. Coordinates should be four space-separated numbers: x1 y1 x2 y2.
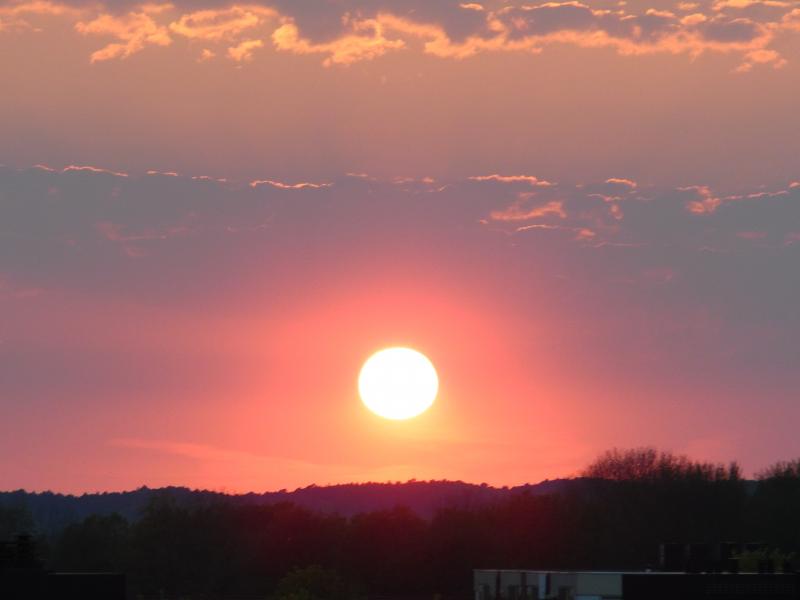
474 569 800 600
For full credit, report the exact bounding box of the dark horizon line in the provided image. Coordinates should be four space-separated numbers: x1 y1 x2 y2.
0 477 577 498
0 474 760 499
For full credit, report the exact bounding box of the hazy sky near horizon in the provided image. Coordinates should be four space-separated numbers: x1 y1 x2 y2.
1 0 799 493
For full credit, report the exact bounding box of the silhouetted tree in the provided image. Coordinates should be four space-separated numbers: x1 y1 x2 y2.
346 506 429 594
273 565 351 600
9 448 800 599
0 505 33 540
582 447 741 483
52 513 129 572
748 458 800 552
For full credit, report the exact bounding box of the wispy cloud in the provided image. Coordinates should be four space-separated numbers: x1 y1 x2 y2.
469 174 555 187
605 177 637 189
63 164 129 177
682 185 722 214
169 5 275 41
227 38 263 61
250 178 333 190
272 18 405 66
490 199 567 221
75 5 172 63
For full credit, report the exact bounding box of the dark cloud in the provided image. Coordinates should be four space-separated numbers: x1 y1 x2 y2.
502 4 600 38
32 0 493 41
2 165 798 315
701 17 762 42
272 0 493 42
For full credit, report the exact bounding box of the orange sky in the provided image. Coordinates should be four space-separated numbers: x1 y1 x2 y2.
1 0 799 493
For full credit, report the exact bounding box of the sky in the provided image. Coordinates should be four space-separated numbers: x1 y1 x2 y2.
0 0 799 494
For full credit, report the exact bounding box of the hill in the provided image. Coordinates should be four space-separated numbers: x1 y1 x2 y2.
0 479 581 534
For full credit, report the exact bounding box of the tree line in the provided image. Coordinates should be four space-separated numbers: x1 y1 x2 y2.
3 448 800 599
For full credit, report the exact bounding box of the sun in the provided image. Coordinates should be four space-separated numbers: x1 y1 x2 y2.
358 347 439 420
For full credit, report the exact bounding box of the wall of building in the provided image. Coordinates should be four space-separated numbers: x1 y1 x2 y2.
474 570 800 600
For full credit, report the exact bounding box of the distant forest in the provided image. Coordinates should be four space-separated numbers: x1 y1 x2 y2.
3 448 800 599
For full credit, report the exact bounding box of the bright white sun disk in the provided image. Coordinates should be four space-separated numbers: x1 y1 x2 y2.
358 347 438 420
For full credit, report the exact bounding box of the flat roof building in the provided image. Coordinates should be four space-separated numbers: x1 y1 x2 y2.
2 535 125 600
474 569 800 600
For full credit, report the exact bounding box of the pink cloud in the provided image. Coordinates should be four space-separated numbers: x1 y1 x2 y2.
469 174 555 187
3 0 798 71
75 6 172 62
227 38 263 62
272 18 406 66
63 164 129 177
0 0 80 32
735 47 787 72
169 5 275 41
490 199 567 221
605 177 638 188
782 8 800 30
713 0 791 10
683 185 722 214
681 13 708 25
250 178 333 190
197 48 216 61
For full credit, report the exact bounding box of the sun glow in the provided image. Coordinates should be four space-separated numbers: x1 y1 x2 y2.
358 347 439 420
